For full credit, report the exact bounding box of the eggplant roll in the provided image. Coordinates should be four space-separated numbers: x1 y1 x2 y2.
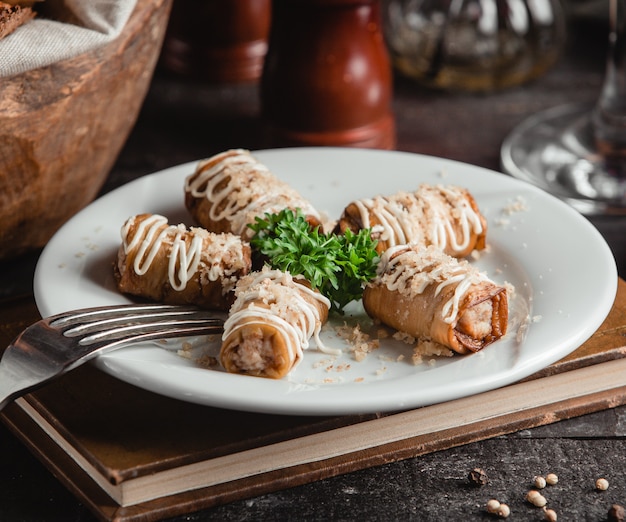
115 214 251 310
220 268 330 379
335 184 487 257
185 149 322 239
362 244 508 354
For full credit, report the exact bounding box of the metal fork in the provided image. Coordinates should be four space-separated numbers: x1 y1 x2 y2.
0 303 224 411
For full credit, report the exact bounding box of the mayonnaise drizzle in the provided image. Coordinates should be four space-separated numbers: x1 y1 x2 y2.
184 149 320 237
223 269 336 369
121 214 245 292
354 184 483 254
376 244 488 324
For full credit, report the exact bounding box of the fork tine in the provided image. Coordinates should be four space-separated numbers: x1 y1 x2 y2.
67 324 223 362
55 307 222 338
77 318 224 346
74 323 225 358
49 304 204 329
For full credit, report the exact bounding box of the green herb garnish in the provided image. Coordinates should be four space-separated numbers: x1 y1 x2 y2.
248 209 379 313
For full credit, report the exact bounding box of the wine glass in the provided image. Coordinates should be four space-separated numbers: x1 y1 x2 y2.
501 0 626 214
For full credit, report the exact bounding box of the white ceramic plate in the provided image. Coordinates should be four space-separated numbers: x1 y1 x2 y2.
34 148 617 415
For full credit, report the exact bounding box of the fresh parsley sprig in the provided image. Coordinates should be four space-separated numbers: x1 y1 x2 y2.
248 209 379 313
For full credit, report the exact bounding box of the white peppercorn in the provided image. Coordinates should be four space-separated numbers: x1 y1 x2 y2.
534 475 547 489
497 503 511 518
545 473 558 485
596 478 609 491
486 499 501 514
526 490 547 507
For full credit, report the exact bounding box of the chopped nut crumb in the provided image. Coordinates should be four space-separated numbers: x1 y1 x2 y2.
608 504 625 522
468 467 488 486
503 281 516 299
176 350 192 359
502 196 528 215
411 339 454 365
377 328 390 338
313 357 336 369
335 322 381 362
393 330 416 344
196 354 218 368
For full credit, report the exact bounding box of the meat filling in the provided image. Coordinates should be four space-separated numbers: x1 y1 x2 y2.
456 299 493 340
229 327 279 373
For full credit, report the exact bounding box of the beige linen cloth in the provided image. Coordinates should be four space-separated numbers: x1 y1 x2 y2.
0 0 137 77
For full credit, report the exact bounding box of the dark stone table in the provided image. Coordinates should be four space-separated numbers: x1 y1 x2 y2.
1 11 625 522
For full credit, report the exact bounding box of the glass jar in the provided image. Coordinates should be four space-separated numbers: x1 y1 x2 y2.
382 0 566 91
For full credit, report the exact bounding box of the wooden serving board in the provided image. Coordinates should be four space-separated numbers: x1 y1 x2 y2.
1 279 626 521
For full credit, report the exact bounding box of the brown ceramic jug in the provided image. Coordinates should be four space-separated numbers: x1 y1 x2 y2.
160 0 271 83
261 0 396 149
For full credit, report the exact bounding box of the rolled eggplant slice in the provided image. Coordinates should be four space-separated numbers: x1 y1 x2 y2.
184 149 322 239
220 268 330 379
335 184 487 257
362 244 508 354
115 213 251 310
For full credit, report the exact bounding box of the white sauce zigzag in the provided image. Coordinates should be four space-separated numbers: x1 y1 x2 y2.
185 149 321 238
376 244 489 325
353 184 484 254
121 214 246 293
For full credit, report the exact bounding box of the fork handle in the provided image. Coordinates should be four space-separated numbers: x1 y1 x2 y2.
0 344 54 412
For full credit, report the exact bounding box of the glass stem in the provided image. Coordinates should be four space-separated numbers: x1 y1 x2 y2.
592 0 626 156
